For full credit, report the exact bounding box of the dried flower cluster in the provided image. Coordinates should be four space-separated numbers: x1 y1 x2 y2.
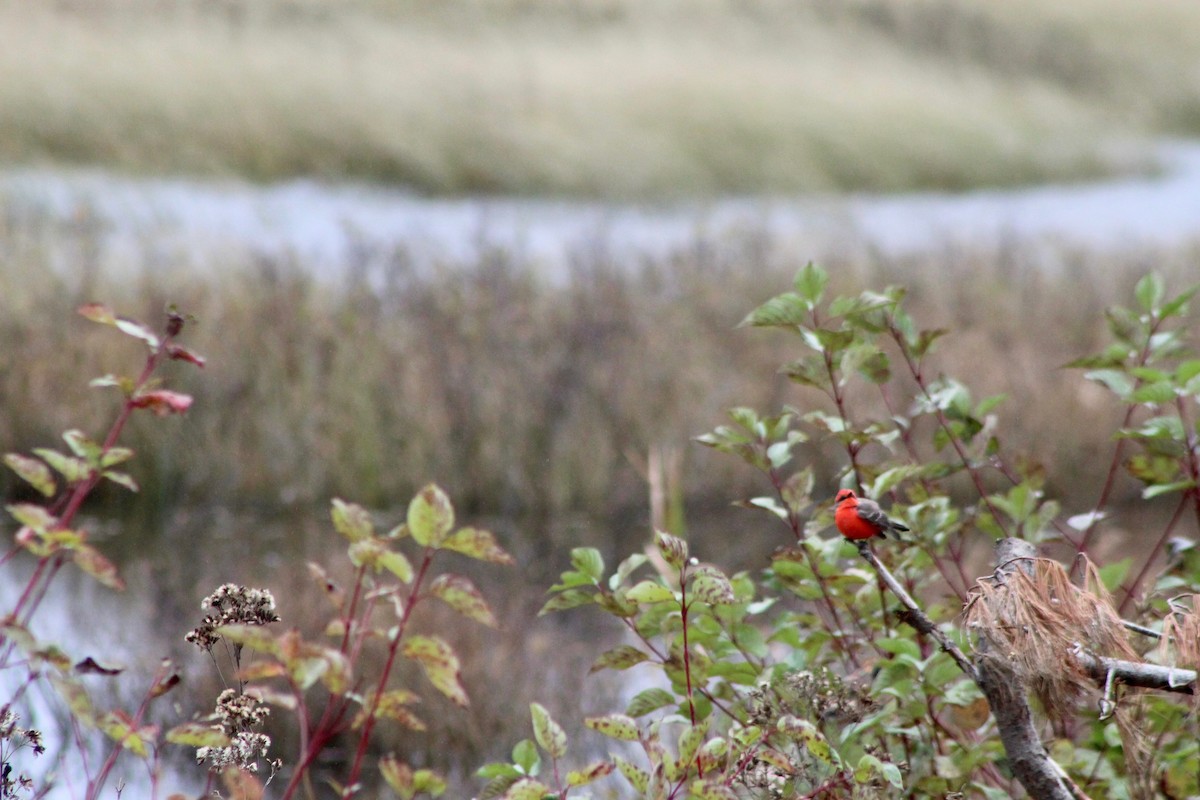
195 690 275 774
1 706 44 797
186 584 280 651
747 668 874 728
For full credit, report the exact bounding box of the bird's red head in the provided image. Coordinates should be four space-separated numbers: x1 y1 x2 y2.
834 489 857 505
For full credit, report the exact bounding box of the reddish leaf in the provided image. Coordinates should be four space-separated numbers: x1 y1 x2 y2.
166 343 206 368
77 303 117 325
131 390 193 416
75 657 124 676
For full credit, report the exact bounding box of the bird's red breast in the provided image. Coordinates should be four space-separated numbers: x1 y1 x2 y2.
834 490 882 540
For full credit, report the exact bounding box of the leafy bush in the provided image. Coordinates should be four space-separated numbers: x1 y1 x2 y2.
3 268 1200 798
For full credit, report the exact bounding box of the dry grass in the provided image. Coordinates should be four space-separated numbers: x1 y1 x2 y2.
2 0 1199 196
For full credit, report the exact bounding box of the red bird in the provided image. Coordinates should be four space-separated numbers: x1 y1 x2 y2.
834 489 909 541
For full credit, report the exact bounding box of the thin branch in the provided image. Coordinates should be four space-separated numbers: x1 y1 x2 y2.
1075 651 1196 695
853 540 976 682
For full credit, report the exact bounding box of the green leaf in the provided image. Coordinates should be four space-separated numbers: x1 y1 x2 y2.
62 429 103 463
589 645 651 673
570 547 605 581
429 574 498 627
1085 368 1135 399
625 687 675 718
407 483 455 547
1160 285 1199 318
793 262 828 305
4 454 56 497
442 526 514 564
585 714 640 741
538 589 595 615
627 580 676 604
856 754 904 788
403 635 469 707
610 553 649 590
530 702 568 760
512 738 540 775
331 498 374 542
1098 558 1133 592
739 292 811 328
1135 272 1165 313
1131 381 1176 405
1143 479 1195 499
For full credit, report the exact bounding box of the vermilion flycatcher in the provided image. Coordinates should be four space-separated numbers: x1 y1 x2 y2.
834 489 909 541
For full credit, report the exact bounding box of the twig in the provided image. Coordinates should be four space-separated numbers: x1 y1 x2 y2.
853 541 977 682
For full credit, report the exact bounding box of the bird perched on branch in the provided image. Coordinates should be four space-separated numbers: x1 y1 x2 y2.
834 489 909 541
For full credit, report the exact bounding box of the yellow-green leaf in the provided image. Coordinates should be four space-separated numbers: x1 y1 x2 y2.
584 714 639 742
442 526 514 564
102 470 139 493
379 550 414 582
51 675 96 726
403 635 469 707
627 580 675 604
4 453 56 497
589 645 650 674
6 502 57 532
689 566 735 606
363 689 426 731
688 779 738 799
407 484 455 547
530 702 567 760
499 778 553 800
566 761 615 786
165 722 229 748
33 448 91 483
615 756 650 793
215 624 280 656
73 544 126 591
331 498 375 542
429 574 499 628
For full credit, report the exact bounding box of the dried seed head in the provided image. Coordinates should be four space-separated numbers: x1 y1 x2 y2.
186 584 280 651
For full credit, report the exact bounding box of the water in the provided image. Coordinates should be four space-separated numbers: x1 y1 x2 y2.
2 141 1200 281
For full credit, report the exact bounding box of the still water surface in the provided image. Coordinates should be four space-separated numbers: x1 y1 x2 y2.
2 141 1200 279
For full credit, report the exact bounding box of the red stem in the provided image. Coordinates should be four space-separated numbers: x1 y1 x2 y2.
342 548 435 792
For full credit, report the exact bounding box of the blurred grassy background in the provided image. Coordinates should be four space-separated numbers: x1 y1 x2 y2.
3 0 1200 197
